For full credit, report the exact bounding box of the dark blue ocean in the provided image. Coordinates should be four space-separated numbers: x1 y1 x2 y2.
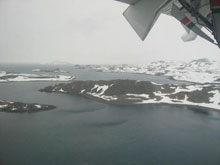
0 64 220 165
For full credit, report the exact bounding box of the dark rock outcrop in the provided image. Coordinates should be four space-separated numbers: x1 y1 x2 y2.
40 80 220 110
0 101 56 113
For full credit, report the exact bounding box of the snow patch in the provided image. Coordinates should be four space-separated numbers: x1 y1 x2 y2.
35 105 41 108
80 89 85 93
87 85 117 101
59 88 65 92
126 94 150 99
0 104 8 108
91 85 109 95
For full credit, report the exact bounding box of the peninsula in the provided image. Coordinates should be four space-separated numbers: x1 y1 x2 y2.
40 79 220 111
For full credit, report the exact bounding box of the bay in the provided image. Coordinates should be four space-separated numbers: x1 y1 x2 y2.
0 64 220 165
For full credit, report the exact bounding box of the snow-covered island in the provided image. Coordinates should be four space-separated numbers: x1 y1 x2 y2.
40 80 220 111
0 100 56 113
0 71 75 82
89 59 220 84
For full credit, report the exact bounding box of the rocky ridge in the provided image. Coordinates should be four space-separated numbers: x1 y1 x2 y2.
40 80 220 111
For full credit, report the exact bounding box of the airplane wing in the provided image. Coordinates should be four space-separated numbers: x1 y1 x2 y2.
122 0 172 40
115 0 220 47
115 0 139 5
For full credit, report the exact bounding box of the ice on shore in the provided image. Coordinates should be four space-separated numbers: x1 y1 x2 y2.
0 71 75 82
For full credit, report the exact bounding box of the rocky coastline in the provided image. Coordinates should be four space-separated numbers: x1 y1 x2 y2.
40 79 220 111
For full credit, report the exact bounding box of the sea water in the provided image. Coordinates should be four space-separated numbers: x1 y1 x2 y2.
0 64 220 165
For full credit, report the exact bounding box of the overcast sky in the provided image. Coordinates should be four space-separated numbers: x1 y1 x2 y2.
0 0 219 64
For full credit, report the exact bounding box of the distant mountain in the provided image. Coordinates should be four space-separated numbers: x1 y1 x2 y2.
44 61 73 65
190 58 212 64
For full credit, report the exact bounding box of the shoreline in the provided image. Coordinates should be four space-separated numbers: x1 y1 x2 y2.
78 93 220 113
39 79 220 113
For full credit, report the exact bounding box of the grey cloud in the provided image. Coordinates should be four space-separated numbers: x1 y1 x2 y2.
0 0 219 64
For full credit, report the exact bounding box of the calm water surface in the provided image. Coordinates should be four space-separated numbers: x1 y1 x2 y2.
0 65 220 165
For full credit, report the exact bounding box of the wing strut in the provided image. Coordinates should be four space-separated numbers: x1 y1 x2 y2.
178 0 213 32
171 4 215 44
